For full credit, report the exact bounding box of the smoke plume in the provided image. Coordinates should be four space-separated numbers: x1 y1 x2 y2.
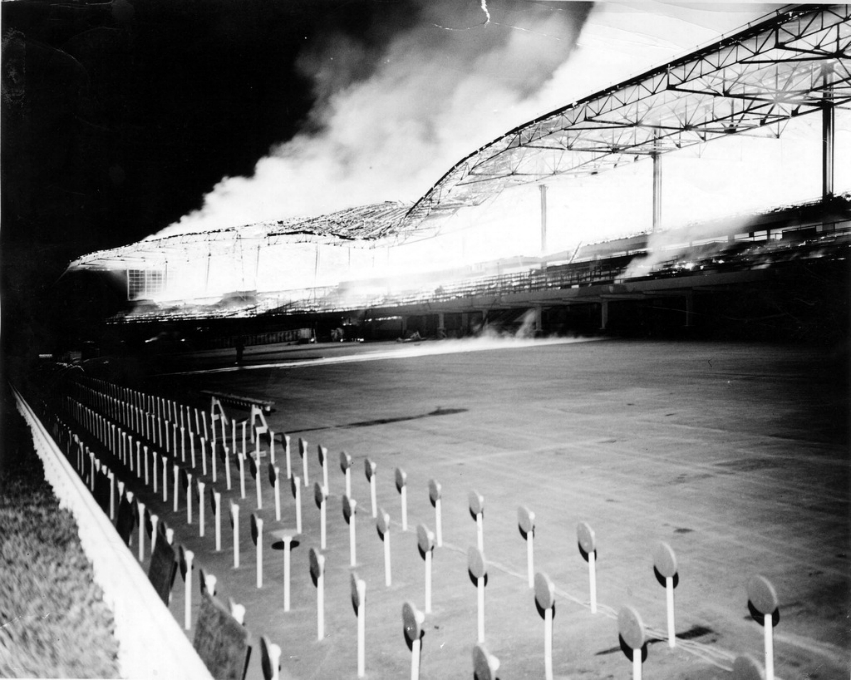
153 1 592 238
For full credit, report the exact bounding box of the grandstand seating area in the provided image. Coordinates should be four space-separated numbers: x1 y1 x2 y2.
111 199 850 325
284 219 851 314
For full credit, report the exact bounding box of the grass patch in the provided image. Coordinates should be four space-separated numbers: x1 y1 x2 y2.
0 385 121 678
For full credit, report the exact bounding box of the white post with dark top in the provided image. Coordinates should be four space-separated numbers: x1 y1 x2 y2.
577 522 597 613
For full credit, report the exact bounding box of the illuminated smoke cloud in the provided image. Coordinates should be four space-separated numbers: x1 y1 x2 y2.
621 227 725 281
153 1 591 238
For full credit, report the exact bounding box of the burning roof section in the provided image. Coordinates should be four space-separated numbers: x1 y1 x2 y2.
267 201 413 240
69 4 850 273
70 201 413 270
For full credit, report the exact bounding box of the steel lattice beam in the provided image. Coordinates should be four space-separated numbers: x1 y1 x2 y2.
405 4 851 228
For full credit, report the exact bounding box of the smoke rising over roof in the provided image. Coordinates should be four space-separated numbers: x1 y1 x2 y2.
154 1 592 239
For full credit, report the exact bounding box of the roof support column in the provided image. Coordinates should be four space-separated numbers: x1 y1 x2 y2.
822 63 835 202
652 150 663 232
539 184 548 258
204 252 211 295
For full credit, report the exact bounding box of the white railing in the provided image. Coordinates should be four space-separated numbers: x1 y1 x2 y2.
12 386 214 680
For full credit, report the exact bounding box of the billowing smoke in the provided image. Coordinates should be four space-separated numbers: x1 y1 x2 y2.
622 229 712 280
621 214 761 280
153 1 592 238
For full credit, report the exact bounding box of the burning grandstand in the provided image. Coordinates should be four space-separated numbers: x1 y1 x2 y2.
63 4 850 341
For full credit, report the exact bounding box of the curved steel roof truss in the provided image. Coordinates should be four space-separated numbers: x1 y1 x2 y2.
404 4 851 228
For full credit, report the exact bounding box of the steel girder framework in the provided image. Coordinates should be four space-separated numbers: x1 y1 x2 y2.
69 5 851 274
404 4 851 227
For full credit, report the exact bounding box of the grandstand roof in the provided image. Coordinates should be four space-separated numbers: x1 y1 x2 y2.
70 201 413 270
404 4 851 227
69 4 851 272
267 201 413 240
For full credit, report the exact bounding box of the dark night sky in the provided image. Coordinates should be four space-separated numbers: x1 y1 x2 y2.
1 0 594 362
3 0 325 359
1 0 407 361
